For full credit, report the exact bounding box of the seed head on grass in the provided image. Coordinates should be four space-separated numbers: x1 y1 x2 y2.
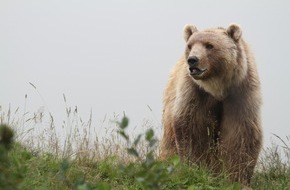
117 116 129 141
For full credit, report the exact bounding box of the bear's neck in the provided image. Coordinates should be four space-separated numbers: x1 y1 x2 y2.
194 78 229 101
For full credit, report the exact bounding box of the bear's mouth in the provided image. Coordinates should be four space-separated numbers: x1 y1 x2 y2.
189 67 207 76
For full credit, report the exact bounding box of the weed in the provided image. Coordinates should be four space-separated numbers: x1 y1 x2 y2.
117 116 176 189
0 103 290 189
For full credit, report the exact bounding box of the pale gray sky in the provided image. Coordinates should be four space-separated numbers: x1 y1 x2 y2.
1 0 290 147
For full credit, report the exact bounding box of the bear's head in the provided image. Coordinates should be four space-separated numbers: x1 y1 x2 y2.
183 24 248 100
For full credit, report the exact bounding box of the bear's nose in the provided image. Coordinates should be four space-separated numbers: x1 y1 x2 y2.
187 56 199 67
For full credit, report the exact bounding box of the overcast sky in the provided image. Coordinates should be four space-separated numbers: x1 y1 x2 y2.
1 0 290 147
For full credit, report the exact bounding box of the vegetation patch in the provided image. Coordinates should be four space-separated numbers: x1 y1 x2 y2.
0 104 289 189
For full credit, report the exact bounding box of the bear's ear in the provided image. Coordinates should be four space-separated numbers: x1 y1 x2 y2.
184 24 198 42
227 24 242 42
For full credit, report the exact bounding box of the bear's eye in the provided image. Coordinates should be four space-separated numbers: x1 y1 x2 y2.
187 44 191 49
205 43 214 50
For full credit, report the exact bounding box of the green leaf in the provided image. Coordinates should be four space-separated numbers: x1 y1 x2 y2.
117 131 129 141
181 178 189 185
29 82 37 89
145 152 155 167
167 165 174 174
75 184 89 190
133 134 142 146
61 159 70 172
136 177 145 182
232 183 241 190
145 129 154 141
171 155 180 166
149 139 157 147
0 124 14 149
127 148 139 157
95 182 111 190
187 185 197 190
119 117 129 129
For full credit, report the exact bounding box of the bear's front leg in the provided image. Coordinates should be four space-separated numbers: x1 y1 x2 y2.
172 118 196 161
159 122 178 160
173 118 202 161
219 121 262 186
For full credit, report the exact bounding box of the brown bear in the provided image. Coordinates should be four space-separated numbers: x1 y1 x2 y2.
160 24 262 186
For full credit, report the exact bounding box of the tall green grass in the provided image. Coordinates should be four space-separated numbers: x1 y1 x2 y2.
0 99 289 189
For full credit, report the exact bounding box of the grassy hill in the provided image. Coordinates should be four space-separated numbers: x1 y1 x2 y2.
1 115 290 190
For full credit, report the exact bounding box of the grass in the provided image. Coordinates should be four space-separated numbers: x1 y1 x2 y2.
1 102 290 190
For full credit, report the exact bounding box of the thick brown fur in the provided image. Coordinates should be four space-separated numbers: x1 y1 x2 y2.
160 24 262 187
